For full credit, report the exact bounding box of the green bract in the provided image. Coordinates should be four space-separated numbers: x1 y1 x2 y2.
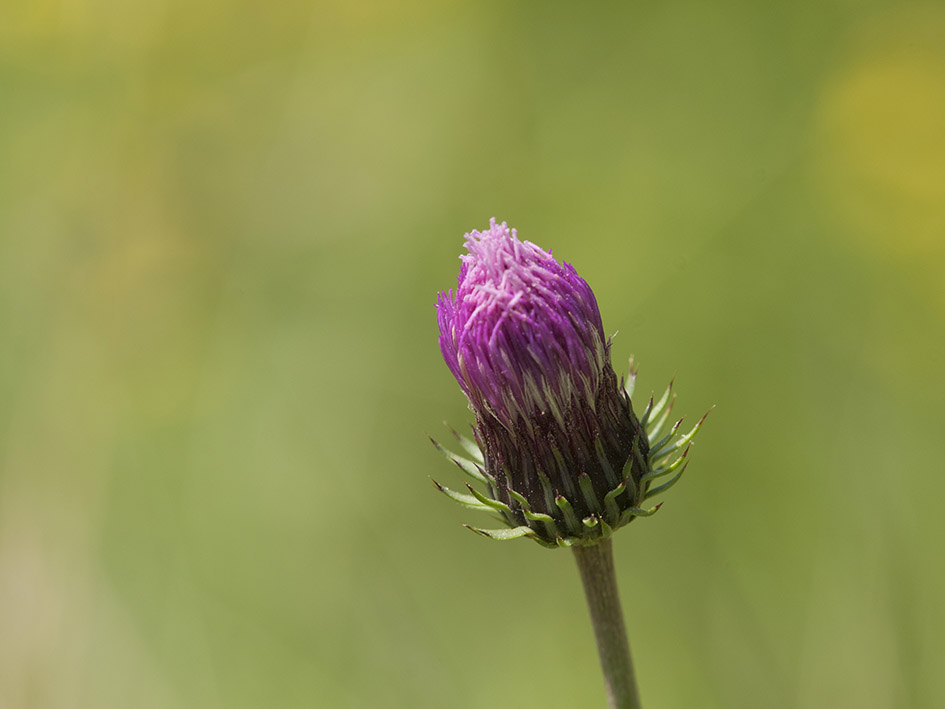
432 361 710 548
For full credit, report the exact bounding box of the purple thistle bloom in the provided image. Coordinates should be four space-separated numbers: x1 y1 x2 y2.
437 219 649 527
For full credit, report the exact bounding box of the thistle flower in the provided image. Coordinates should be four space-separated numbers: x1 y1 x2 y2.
433 219 707 547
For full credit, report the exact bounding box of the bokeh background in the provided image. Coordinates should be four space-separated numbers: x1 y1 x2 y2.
2 1 944 707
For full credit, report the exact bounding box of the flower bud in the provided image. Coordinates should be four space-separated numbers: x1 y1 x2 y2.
432 219 707 547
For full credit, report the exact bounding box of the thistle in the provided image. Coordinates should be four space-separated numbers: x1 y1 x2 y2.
433 218 707 548
431 219 710 709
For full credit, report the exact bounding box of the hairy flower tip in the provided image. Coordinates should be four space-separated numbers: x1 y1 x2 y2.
438 218 606 430
433 219 698 547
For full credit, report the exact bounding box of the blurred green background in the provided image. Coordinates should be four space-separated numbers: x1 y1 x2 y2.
2 1 944 707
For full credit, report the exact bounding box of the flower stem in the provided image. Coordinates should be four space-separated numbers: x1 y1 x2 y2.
572 538 642 709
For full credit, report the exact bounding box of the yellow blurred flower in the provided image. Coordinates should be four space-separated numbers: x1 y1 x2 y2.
814 6 945 260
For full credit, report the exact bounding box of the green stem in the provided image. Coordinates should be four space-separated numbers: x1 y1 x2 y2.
572 538 642 709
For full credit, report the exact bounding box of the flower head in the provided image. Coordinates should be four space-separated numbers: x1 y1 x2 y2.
433 219 707 547
437 219 605 433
